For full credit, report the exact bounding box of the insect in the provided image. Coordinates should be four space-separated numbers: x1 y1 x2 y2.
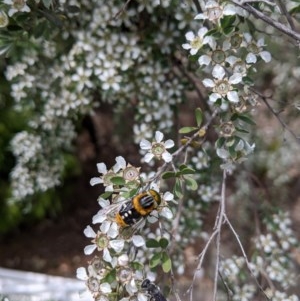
141 279 167 301
115 189 161 228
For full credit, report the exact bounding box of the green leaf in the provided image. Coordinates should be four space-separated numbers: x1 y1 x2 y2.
110 176 125 185
179 126 198 134
103 269 116 283
131 261 144 270
99 191 112 200
150 253 161 268
159 238 169 249
162 171 176 179
290 5 300 15
179 167 196 175
162 252 172 273
238 114 256 125
184 176 198 191
235 126 249 134
220 15 236 30
174 179 183 198
216 137 225 148
195 108 203 127
146 239 160 248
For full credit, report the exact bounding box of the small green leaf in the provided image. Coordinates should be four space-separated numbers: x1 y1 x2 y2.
159 238 169 249
110 176 125 185
179 126 198 134
150 253 161 268
235 126 250 134
174 179 183 198
179 167 196 175
131 261 144 270
162 171 176 179
146 239 160 248
184 176 198 191
238 114 256 125
216 137 225 148
103 269 117 283
162 252 172 273
195 108 203 127
99 191 112 199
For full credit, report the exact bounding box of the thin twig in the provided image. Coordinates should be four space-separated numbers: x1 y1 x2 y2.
149 109 219 183
212 170 227 301
231 0 300 42
275 0 295 30
187 229 219 301
251 89 300 145
224 215 271 300
113 0 132 20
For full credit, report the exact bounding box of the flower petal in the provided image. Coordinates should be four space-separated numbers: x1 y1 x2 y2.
198 55 211 66
84 225 96 238
103 248 112 262
84 244 97 255
227 91 239 103
202 78 215 88
109 239 125 252
100 283 112 294
229 73 242 84
162 151 172 163
140 139 151 150
155 131 164 142
216 148 229 159
96 162 107 174
114 156 126 171
144 152 155 163
185 31 195 41
160 207 173 219
209 93 221 102
194 13 205 20
246 53 257 64
90 177 102 186
182 43 191 50
163 191 174 201
260 51 271 63
212 65 225 79
164 139 174 149
76 267 88 280
132 235 145 247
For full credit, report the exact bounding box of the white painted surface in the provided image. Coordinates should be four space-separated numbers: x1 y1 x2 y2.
0 268 93 301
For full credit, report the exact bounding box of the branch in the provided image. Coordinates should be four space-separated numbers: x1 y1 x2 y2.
149 109 219 183
224 215 271 300
231 0 300 42
251 89 300 145
113 0 132 19
212 170 227 301
276 0 295 30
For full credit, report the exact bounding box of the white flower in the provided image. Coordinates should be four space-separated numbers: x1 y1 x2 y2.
83 225 124 260
3 0 30 16
243 33 271 64
140 131 174 163
89 158 125 190
71 66 93 91
198 39 232 67
182 27 210 55
159 191 174 219
203 65 242 103
195 1 245 23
